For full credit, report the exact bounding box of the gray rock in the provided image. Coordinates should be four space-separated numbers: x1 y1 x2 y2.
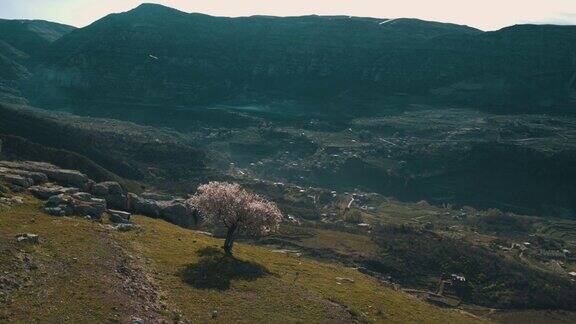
160 199 200 228
44 193 106 219
73 198 106 219
43 206 69 216
128 194 200 228
15 233 40 244
0 174 33 189
72 192 94 201
0 161 94 190
116 223 136 232
109 209 132 223
11 196 24 204
0 167 48 184
91 181 128 210
128 193 161 217
47 194 74 206
109 209 131 220
29 184 79 200
44 169 94 191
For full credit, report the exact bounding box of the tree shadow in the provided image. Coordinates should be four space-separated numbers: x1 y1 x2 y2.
179 247 270 290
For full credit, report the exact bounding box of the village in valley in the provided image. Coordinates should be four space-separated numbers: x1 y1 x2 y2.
150 105 576 313
183 167 576 312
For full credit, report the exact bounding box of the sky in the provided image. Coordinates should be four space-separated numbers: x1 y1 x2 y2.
1 0 576 31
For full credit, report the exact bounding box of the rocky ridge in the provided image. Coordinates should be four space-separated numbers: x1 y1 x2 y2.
0 160 200 228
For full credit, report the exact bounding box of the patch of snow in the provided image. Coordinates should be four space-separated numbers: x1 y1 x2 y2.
379 19 398 25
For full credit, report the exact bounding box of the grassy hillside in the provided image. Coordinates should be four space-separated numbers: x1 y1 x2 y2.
0 196 480 323
0 103 209 183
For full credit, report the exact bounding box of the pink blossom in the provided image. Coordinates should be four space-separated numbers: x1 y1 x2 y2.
189 181 283 255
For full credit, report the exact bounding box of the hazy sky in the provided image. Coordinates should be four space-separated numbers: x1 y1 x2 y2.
1 0 576 31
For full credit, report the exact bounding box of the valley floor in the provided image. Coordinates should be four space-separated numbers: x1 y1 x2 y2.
0 196 480 323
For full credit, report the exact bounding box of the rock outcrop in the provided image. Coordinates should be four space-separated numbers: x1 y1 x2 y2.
0 161 94 190
159 199 200 228
128 193 162 217
108 209 132 224
0 173 34 191
0 160 199 227
92 181 128 210
43 192 106 219
0 167 48 184
29 184 79 199
15 233 40 244
128 193 200 228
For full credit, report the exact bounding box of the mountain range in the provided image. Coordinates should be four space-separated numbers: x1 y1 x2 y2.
0 3 575 115
0 18 74 103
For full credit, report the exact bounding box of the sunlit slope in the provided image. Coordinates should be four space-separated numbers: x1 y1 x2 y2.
0 196 481 323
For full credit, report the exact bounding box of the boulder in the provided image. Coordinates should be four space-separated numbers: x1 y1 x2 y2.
15 233 40 244
128 194 200 228
159 199 200 228
11 196 24 204
0 161 94 190
47 193 74 206
91 182 128 210
335 277 355 283
0 167 48 184
73 199 106 219
44 206 70 216
116 223 136 232
72 192 94 201
109 209 132 224
44 194 75 216
29 184 79 200
43 193 106 219
128 193 161 217
0 174 34 189
42 169 94 191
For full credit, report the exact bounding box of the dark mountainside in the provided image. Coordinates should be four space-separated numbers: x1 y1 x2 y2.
0 19 75 103
25 4 478 112
22 3 576 115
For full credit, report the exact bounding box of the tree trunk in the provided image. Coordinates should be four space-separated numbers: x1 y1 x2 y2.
223 223 238 256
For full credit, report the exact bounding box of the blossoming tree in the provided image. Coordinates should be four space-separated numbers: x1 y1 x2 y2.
189 181 283 256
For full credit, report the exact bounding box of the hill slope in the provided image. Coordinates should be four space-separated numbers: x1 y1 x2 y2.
0 102 208 183
0 196 480 323
0 19 75 103
25 4 478 111
0 19 75 56
23 3 576 114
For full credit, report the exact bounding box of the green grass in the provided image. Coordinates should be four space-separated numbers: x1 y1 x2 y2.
118 215 482 323
536 220 576 244
0 195 483 323
0 197 147 322
277 225 381 258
